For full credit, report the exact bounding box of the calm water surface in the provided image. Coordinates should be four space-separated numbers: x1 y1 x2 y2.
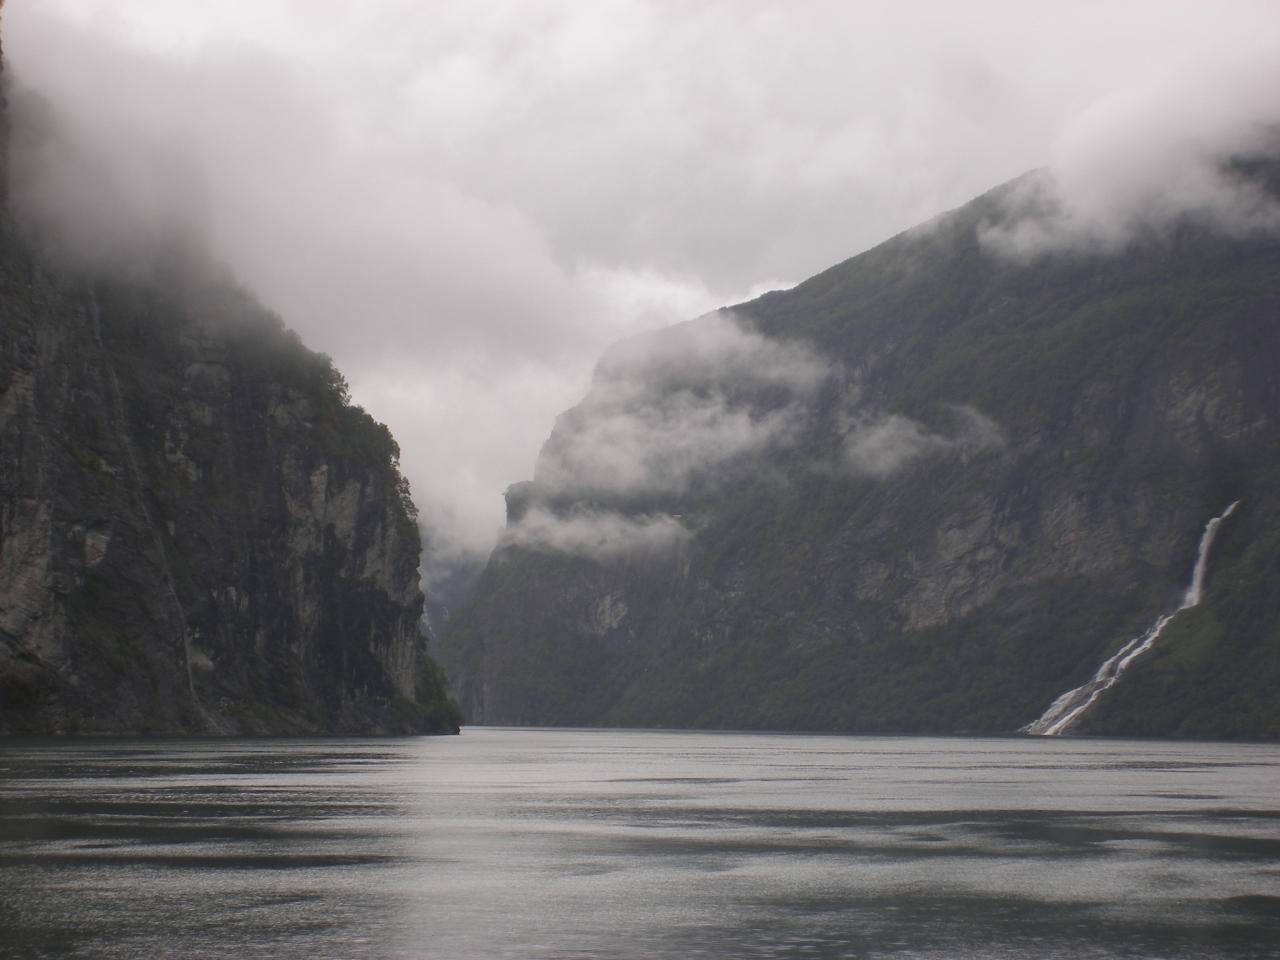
1 729 1278 959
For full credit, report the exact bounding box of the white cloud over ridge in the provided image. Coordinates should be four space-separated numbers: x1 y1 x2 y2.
981 46 1280 258
513 313 827 559
535 313 830 499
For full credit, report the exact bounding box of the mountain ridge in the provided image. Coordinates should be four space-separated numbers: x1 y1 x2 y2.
0 222 461 734
439 159 1280 739
0 32 460 733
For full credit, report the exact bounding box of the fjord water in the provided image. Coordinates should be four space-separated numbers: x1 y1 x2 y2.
2 730 1278 960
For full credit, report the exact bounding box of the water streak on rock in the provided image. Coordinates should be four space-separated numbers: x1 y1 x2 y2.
1025 501 1240 736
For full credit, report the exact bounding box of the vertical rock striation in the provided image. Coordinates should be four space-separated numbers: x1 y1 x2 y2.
0 237 458 734
0 233 461 733
0 19 459 733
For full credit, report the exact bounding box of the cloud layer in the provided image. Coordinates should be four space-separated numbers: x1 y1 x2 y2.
5 0 1279 583
502 506 690 561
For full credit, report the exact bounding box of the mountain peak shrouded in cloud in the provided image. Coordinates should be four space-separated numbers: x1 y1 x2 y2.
8 84 211 276
499 312 830 560
6 1 1279 607
534 313 830 501
981 50 1280 258
437 150 1280 739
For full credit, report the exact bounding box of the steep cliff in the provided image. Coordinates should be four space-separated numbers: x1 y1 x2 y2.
439 163 1280 739
0 224 459 734
0 12 462 735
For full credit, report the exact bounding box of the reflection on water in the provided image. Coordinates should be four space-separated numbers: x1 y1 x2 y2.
2 729 1279 959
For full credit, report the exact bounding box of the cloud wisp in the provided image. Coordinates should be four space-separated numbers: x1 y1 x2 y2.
502 506 691 562
841 406 1005 478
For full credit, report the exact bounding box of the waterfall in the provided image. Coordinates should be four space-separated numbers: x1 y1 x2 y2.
1024 501 1240 737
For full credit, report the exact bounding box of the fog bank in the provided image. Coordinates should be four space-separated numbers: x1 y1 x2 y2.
6 1 1278 595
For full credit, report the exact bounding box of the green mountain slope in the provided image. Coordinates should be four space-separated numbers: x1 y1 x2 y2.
439 165 1280 738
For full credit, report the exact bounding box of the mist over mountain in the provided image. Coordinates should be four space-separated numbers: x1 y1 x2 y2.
4 2 1279 739
10 1 1280 606
6 7 1280 960
0 19 459 735
439 156 1280 739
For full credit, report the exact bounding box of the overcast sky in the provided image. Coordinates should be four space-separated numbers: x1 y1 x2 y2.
7 0 1280 583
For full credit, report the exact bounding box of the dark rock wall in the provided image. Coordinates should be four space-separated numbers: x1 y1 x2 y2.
441 171 1280 739
0 231 458 734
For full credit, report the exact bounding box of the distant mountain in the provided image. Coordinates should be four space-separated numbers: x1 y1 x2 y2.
439 161 1280 739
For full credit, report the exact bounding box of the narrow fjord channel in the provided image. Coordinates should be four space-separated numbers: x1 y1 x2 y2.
3 729 1279 959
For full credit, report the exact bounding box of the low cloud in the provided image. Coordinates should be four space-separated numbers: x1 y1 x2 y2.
9 1 1279 596
980 49 1280 259
502 506 690 561
536 395 802 499
534 313 830 499
7 85 212 275
593 311 831 398
842 406 1004 477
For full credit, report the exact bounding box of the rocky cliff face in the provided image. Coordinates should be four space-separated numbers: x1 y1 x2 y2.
0 223 460 735
0 18 459 735
440 163 1280 739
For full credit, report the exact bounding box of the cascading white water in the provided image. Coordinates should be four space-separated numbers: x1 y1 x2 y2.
1024 501 1240 736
